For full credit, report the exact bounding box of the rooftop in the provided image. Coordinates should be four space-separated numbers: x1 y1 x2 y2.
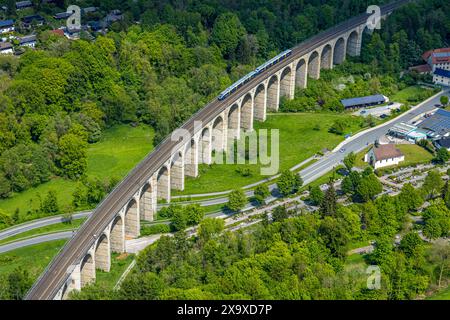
436 137 450 149
54 12 72 19
371 144 404 161
409 64 432 73
0 42 13 50
0 19 14 28
341 94 386 108
419 109 450 135
50 29 65 37
22 15 45 24
390 122 417 135
16 1 33 8
19 34 36 44
423 48 450 65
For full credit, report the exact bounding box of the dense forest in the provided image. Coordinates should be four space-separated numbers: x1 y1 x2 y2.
69 168 449 300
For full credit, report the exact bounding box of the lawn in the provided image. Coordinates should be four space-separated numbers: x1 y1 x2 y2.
390 86 437 105
0 240 67 281
0 124 154 216
176 113 365 194
427 285 450 300
95 253 135 290
0 219 85 245
354 144 433 170
396 144 434 167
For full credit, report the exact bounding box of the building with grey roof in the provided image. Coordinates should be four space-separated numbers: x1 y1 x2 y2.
340 94 388 109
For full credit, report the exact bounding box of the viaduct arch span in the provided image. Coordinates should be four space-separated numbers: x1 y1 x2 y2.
26 0 410 300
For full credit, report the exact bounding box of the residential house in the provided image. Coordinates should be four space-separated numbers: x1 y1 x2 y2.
0 19 14 34
364 144 405 169
0 41 13 54
16 1 33 10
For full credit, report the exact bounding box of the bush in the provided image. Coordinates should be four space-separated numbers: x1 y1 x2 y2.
141 224 171 236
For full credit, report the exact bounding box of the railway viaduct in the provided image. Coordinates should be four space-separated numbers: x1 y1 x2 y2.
26 0 411 300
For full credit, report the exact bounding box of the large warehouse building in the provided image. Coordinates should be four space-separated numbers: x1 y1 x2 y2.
418 109 450 139
388 122 427 142
340 94 388 109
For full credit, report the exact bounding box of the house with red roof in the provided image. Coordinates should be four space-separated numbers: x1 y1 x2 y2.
422 48 450 86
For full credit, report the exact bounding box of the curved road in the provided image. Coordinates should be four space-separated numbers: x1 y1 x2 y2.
25 1 412 300
0 232 73 254
0 211 91 243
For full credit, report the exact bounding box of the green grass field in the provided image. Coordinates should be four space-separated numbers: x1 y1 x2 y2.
427 286 450 300
176 113 364 194
95 253 135 290
0 125 154 216
396 144 434 166
0 240 67 280
391 86 437 105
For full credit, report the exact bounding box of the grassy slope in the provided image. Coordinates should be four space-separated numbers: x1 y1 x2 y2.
95 253 135 290
390 86 436 105
427 286 450 300
177 113 364 194
0 124 154 216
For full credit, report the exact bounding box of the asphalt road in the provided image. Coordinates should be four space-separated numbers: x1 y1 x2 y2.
299 90 449 185
0 232 73 254
25 1 412 300
0 211 90 242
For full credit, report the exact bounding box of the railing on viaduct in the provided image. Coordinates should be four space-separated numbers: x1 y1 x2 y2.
26 0 411 300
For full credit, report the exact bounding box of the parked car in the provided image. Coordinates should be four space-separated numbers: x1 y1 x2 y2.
380 114 388 119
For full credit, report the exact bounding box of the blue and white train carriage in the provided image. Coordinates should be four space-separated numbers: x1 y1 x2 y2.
218 49 292 101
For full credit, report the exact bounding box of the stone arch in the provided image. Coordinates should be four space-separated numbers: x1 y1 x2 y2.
185 139 198 177
157 165 170 201
199 127 211 164
95 233 110 272
80 253 95 288
280 66 293 99
170 151 184 191
212 116 225 151
347 30 360 57
61 283 69 300
267 75 279 111
333 37 346 65
308 51 320 79
253 84 266 121
321 44 333 70
227 103 240 135
139 183 154 221
125 199 139 239
110 215 124 253
295 59 307 89
240 93 253 131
